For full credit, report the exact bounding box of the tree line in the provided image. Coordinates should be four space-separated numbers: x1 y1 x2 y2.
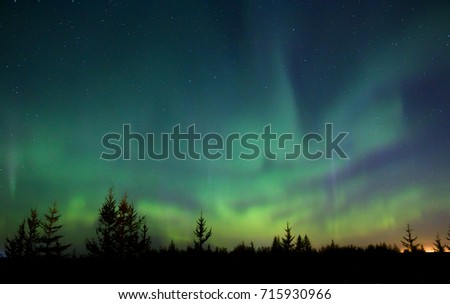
4 203 71 258
3 187 450 258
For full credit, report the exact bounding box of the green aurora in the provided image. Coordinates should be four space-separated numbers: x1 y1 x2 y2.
1 1 450 253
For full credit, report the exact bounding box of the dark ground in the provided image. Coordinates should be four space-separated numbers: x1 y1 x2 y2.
1 252 448 284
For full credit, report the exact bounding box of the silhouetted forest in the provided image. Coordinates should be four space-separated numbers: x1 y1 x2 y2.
1 187 449 283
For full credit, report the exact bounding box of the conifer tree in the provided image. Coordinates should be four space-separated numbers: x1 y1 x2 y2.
5 220 26 258
24 208 41 257
271 236 281 253
295 234 313 253
115 194 142 257
281 222 295 252
432 233 446 253
401 224 419 253
5 209 41 258
86 187 151 258
193 211 212 251
86 187 118 257
302 234 312 252
295 235 303 252
40 203 71 257
167 240 177 253
447 225 450 250
137 222 152 257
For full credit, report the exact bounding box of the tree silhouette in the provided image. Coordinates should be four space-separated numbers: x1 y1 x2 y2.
40 203 71 257
295 234 313 253
366 242 400 253
321 240 340 253
193 211 212 251
167 240 178 254
447 225 450 250
5 209 41 258
295 235 302 252
86 187 151 258
303 235 312 252
137 222 152 257
271 236 281 253
401 224 419 253
231 241 256 256
115 193 147 257
24 208 41 257
281 222 295 252
5 220 26 258
86 187 117 257
432 233 446 253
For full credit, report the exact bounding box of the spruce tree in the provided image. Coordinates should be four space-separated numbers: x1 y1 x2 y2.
281 222 295 252
295 235 303 252
295 234 313 253
40 203 71 257
116 194 140 257
447 225 450 250
432 233 446 253
86 187 151 258
5 220 26 258
271 236 281 253
193 211 212 251
86 187 118 257
116 194 150 257
24 208 41 257
401 224 419 253
302 234 312 252
167 240 177 254
137 222 152 257
5 209 41 258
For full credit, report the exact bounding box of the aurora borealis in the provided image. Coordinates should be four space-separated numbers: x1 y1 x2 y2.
1 1 450 254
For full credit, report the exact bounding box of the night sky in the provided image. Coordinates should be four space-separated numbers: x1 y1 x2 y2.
1 1 449 253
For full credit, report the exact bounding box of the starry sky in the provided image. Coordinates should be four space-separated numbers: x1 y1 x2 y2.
1 1 449 253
